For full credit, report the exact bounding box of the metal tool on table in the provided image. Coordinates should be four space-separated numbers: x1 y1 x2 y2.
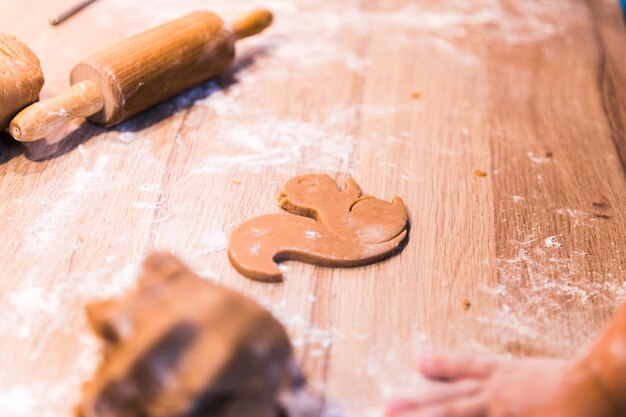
10 9 272 141
50 0 100 26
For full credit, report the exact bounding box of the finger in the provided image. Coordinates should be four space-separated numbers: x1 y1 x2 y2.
397 395 487 417
386 380 483 416
418 357 499 381
445 395 487 417
413 379 483 405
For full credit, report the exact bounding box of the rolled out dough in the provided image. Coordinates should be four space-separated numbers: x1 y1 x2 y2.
228 174 409 282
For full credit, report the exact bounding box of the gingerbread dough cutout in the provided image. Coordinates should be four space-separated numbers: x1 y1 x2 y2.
228 174 409 282
78 252 300 417
0 33 44 130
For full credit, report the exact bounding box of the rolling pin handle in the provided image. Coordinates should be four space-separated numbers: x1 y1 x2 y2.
232 9 273 41
10 80 104 142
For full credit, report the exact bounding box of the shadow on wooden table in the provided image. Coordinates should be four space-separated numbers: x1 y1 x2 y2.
0 123 106 165
0 132 24 165
0 44 272 165
112 43 270 134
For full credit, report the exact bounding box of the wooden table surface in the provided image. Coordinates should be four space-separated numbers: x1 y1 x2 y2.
1 0 625 416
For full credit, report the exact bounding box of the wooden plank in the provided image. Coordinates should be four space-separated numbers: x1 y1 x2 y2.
485 0 626 358
0 1 625 416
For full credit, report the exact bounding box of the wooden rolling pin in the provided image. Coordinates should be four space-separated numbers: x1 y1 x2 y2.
9 9 272 141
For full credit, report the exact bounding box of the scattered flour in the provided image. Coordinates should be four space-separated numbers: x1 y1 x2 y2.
22 155 110 255
77 144 89 163
95 0 570 48
113 131 140 144
305 231 321 239
528 151 553 164
140 213 175 224
248 243 261 256
479 235 626 356
131 199 167 210
199 228 229 252
250 227 268 236
544 235 561 249
192 118 355 175
0 259 142 417
138 183 164 193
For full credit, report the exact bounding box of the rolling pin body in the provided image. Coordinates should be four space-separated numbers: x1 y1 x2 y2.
10 9 272 141
72 11 234 126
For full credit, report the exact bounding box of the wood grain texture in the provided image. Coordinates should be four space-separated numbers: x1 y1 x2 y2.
0 1 625 416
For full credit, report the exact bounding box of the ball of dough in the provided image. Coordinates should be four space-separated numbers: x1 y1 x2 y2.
78 252 299 417
0 33 44 131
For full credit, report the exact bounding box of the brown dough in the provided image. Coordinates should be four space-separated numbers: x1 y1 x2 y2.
0 33 44 130
228 174 408 282
77 252 300 417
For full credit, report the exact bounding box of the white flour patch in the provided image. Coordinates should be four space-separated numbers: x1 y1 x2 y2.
250 227 268 237
0 259 142 417
199 228 229 252
131 199 166 210
9 286 60 316
138 183 164 193
428 37 479 65
77 144 89 163
248 243 261 256
113 131 140 144
305 231 321 239
512 195 525 203
140 213 175 224
528 151 552 164
556 208 587 218
392 0 577 45
22 155 110 255
555 208 598 228
544 235 561 249
480 236 626 356
0 381 84 417
196 82 243 117
343 55 371 73
54 262 142 302
360 329 432 417
193 118 354 175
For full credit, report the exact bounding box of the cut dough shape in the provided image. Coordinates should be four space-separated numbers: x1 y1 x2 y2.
0 33 44 130
77 252 300 417
228 174 409 282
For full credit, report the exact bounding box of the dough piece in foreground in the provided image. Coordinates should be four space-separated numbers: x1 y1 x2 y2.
77 252 300 417
228 174 409 282
0 33 44 130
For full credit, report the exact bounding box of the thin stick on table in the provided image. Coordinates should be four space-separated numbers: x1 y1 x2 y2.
50 0 100 26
